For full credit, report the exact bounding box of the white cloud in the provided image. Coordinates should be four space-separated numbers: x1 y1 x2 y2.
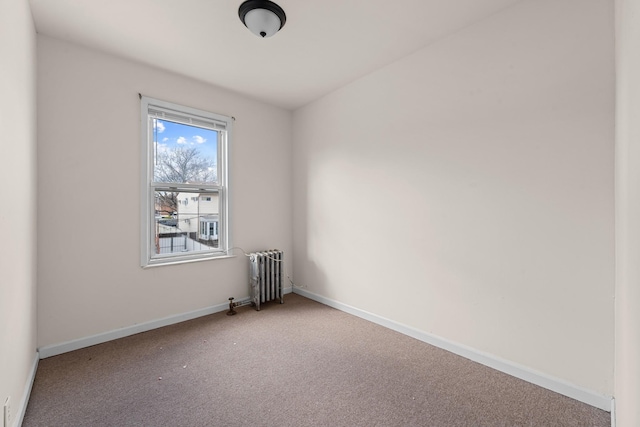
154 121 165 133
162 137 169 142
193 135 206 144
177 136 187 144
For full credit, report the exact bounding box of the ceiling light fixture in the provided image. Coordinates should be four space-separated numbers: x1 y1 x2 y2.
238 0 287 38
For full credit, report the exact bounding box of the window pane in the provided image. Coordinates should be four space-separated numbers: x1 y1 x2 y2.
142 96 231 267
153 119 218 185
154 190 220 255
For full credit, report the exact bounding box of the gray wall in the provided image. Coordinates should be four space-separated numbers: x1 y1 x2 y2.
615 0 640 424
0 0 38 425
293 0 614 396
36 36 293 348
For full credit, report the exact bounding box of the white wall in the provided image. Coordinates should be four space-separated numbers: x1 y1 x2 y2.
0 0 38 425
615 0 640 424
37 36 292 348
293 0 614 396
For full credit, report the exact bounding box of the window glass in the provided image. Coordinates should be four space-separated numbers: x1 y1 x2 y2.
152 119 218 185
141 96 230 267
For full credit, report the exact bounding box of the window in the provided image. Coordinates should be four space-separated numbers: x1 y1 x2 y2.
141 96 231 267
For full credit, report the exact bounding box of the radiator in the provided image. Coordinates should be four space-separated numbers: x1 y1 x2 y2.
249 249 284 311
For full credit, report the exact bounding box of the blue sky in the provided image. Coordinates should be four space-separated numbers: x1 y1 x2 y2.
153 119 218 160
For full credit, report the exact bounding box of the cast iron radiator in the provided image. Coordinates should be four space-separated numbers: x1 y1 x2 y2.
249 249 284 310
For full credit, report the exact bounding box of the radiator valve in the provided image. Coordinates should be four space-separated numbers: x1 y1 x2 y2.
227 297 237 316
227 297 252 315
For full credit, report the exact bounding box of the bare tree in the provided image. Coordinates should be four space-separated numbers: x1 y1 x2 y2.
154 146 216 215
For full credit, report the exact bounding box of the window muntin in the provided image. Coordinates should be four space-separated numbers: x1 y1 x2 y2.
141 97 231 266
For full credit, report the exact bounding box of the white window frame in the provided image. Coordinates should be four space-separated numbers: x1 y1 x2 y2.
140 96 231 267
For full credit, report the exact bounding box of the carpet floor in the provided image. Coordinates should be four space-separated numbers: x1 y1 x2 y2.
23 293 610 426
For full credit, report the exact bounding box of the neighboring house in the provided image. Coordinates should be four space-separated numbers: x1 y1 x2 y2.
174 192 219 242
153 192 220 254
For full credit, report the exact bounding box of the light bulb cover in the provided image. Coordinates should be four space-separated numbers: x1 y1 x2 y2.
239 0 286 38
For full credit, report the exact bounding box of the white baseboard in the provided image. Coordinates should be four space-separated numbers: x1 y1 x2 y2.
38 287 294 360
292 287 612 412
14 352 38 427
610 397 616 427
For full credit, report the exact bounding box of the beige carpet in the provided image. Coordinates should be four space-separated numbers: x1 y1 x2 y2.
23 293 610 426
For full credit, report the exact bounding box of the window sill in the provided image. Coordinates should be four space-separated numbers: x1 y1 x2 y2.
142 253 236 269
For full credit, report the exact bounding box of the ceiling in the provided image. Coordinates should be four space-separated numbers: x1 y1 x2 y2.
29 0 524 110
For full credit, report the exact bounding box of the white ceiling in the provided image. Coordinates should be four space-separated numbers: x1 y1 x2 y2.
29 0 524 110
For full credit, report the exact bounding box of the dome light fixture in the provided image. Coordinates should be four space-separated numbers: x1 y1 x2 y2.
238 0 287 38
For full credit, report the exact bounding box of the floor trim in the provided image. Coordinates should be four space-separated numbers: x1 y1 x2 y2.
610 397 616 427
15 352 38 427
293 287 612 412
38 287 293 359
